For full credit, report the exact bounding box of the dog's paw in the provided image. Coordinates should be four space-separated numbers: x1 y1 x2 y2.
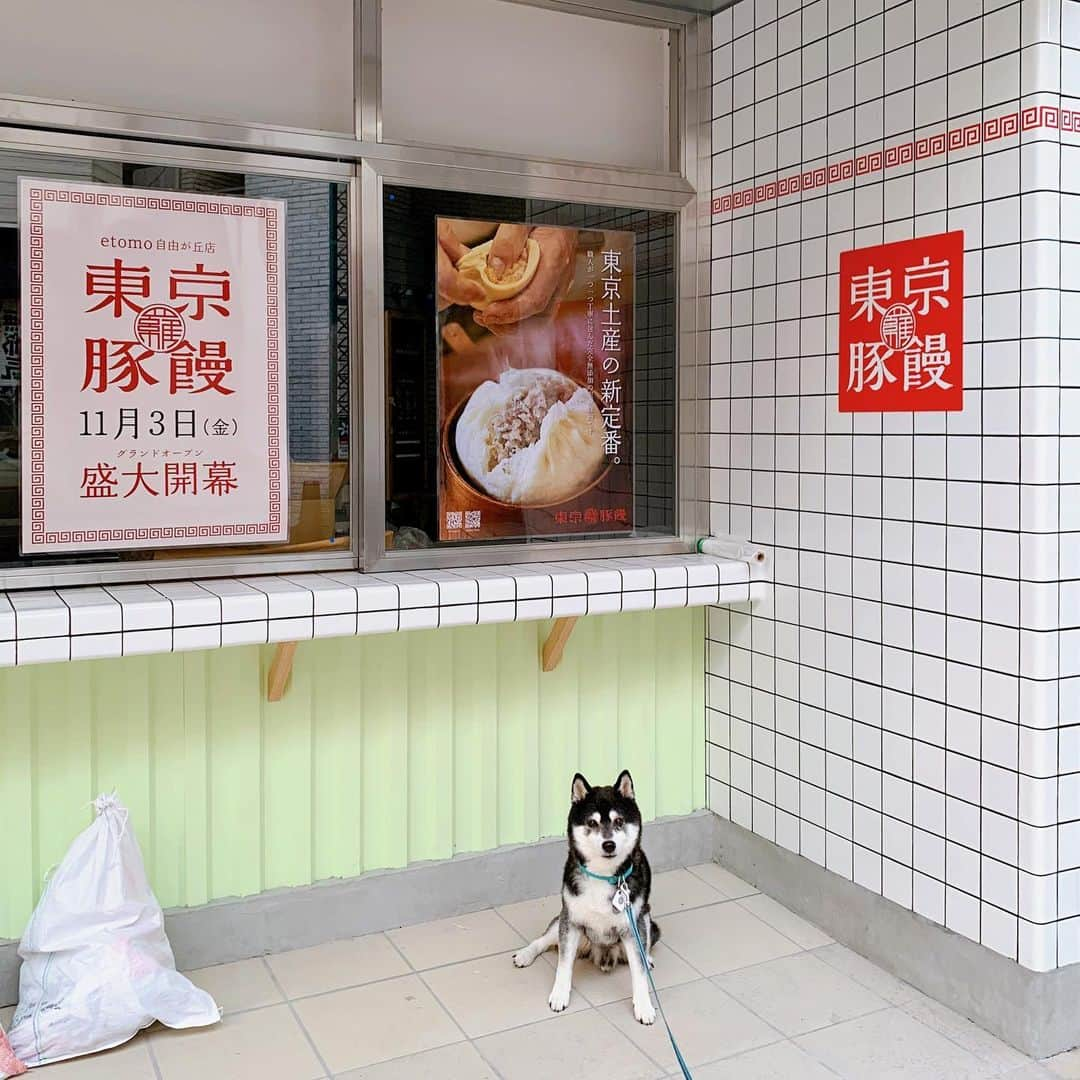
548 985 571 1013
512 948 535 968
633 997 657 1026
647 953 656 970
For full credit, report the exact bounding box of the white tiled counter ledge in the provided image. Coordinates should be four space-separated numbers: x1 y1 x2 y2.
0 554 760 668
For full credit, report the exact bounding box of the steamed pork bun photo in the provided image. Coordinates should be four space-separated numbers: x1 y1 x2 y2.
454 368 606 506
455 236 540 309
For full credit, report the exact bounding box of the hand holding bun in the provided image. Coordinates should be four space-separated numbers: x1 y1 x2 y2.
455 368 607 506
456 237 541 309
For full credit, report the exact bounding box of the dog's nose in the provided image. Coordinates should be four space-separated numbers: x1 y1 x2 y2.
602 840 617 855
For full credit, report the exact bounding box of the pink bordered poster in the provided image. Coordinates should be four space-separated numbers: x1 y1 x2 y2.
19 177 287 553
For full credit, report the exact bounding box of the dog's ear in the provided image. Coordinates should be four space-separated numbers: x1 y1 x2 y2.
571 774 592 803
614 770 635 800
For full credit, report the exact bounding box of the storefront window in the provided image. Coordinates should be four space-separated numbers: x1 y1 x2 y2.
383 185 677 551
0 147 350 577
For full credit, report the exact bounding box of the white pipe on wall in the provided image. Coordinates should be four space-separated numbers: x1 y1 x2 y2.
696 535 768 567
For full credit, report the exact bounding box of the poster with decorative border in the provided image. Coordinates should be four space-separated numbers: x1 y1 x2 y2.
436 217 634 542
19 177 287 553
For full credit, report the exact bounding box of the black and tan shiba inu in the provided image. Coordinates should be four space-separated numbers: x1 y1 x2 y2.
512 771 660 1025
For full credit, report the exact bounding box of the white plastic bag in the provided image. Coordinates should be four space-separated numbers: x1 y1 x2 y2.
7 794 219 1068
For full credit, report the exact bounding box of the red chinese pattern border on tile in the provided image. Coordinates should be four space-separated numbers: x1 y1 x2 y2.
26 186 283 546
711 106 1069 216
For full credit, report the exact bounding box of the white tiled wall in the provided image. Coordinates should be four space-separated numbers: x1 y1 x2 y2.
707 0 1080 971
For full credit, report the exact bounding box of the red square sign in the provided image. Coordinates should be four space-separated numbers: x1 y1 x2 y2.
839 230 964 413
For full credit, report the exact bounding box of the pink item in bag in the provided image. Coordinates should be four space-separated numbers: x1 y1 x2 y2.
0 1027 26 1077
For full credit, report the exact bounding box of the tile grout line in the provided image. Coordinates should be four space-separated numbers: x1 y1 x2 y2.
381 931 484 1072
799 945 1031 1072
259 953 335 1079
808 942 923 1002
488 902 545 944
731 892 836 949
465 1034 512 1080
381 928 419 974
592 998 678 1074
890 994 1037 1073
144 1030 165 1080
414 960 572 1066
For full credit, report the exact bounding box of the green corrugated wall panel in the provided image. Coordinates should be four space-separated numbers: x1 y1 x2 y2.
0 609 703 939
496 621 541 846
452 624 499 856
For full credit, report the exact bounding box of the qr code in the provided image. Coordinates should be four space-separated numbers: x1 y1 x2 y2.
445 511 463 530
464 510 481 530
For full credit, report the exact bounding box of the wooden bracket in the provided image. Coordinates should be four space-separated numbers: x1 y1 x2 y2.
267 641 299 702
541 617 580 673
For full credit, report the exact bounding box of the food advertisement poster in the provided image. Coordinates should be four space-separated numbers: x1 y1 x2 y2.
19 178 287 554
436 216 634 541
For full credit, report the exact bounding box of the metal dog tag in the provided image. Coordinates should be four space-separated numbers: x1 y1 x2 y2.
612 882 630 913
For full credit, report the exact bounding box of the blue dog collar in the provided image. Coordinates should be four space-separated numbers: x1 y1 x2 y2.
578 863 632 886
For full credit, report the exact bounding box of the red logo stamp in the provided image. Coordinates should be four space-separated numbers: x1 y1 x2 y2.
134 303 186 353
839 231 964 413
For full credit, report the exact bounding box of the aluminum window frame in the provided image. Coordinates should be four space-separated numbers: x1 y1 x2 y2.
0 0 695 177
0 0 711 587
0 125 360 590
361 159 699 572
361 3 712 571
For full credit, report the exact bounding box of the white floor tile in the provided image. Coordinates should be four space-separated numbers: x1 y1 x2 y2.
266 933 409 999
423 952 587 1039
661 901 802 975
151 1006 324 1080
1044 1047 1080 1078
796 1007 997 1080
388 909 525 971
184 957 283 1013
690 1039 841 1080
600 978 781 1073
476 1010 664 1080
685 861 759 898
292 973 462 1073
812 942 924 1005
737 893 833 949
650 868 726 915
495 895 560 939
717 952 886 1036
335 1042 496 1079
902 993 1030 1072
24 1037 157 1079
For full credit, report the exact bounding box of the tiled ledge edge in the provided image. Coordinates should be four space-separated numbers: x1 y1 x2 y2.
0 553 765 669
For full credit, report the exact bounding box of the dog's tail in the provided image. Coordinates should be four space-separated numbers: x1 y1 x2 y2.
651 918 662 948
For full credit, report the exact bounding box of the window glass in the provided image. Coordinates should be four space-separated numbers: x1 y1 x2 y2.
381 0 670 170
383 184 677 550
0 0 354 134
0 147 350 576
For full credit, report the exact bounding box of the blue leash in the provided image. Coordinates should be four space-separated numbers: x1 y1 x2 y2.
579 864 694 1079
